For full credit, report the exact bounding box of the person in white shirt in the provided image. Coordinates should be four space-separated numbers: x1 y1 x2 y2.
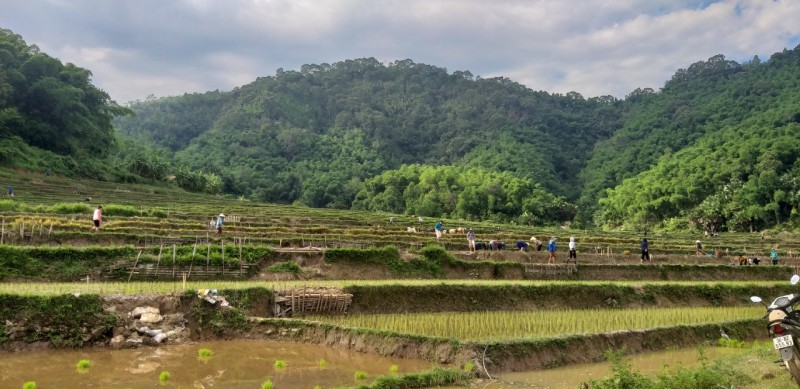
568 236 577 261
91 205 103 232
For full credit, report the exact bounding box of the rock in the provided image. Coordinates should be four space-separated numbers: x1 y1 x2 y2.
137 327 163 337
139 312 163 324
165 327 185 337
762 371 775 380
130 306 160 319
163 313 186 326
110 335 126 349
113 327 126 337
153 333 168 343
124 337 143 349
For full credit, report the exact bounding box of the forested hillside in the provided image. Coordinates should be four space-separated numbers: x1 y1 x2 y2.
116 58 621 222
3 24 800 232
584 50 800 232
0 28 130 178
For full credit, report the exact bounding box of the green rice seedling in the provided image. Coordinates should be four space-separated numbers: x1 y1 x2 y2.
313 386 322 389
198 348 214 361
318 359 328 368
76 359 91 373
463 362 475 373
261 379 273 389
308 306 762 341
22 382 37 389
354 370 368 380
159 371 170 383
274 359 287 369
389 364 399 373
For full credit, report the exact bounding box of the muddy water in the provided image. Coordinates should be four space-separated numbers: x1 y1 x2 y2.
0 340 435 388
447 347 747 388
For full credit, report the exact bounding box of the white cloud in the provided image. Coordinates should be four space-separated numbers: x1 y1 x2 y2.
2 0 799 103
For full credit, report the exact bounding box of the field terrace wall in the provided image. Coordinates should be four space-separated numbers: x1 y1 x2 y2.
343 283 799 313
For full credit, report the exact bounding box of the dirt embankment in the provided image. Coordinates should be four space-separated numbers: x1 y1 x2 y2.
0 289 769 375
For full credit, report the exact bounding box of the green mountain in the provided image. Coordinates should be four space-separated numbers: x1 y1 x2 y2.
115 58 621 222
3 25 800 231
582 50 800 231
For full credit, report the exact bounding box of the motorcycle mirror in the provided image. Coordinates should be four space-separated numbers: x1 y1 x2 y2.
791 275 800 285
750 296 762 303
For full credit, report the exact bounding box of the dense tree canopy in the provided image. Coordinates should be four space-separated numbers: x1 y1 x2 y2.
5 24 800 231
116 57 620 221
0 28 129 159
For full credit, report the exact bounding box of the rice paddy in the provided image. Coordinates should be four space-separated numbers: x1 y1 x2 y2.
0 279 787 296
307 307 764 341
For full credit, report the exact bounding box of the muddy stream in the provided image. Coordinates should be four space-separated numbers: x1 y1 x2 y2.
0 340 434 388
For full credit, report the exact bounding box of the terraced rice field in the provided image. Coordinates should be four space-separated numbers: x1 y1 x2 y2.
0 279 788 296
307 306 763 341
2 169 798 260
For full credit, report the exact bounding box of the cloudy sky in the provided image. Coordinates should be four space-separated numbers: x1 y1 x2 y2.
3 0 800 104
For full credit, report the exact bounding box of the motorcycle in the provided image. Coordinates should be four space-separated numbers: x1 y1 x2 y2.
751 274 800 385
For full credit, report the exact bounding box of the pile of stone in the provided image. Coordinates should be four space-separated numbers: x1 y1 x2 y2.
103 295 189 349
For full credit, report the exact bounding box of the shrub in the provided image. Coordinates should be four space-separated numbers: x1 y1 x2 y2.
354 370 369 380
267 261 301 273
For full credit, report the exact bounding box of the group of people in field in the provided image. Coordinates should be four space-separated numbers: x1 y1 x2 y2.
420 220 784 266
88 206 228 236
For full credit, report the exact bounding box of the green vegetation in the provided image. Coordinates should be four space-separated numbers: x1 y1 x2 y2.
22 381 36 389
158 371 170 383
261 379 273 389
308 307 761 341
354 370 368 380
0 29 131 179
4 24 800 232
198 348 214 361
319 359 328 368
0 294 116 347
274 359 287 369
266 261 301 273
75 359 91 371
346 367 471 389
389 364 399 373
584 348 755 389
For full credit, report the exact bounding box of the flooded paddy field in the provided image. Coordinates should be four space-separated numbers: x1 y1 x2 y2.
0 339 435 388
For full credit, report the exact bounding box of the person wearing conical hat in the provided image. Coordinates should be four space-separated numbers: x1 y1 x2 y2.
216 213 225 235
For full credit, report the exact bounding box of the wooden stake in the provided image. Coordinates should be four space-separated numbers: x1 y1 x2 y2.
172 243 177 279
155 244 164 275
187 240 197 278
128 250 143 282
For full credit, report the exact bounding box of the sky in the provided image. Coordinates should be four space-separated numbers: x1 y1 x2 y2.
3 0 800 104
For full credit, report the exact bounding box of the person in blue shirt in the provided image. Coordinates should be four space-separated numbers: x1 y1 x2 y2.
641 238 650 262
434 220 443 239
516 240 529 252
215 213 225 235
547 237 557 263
771 247 779 265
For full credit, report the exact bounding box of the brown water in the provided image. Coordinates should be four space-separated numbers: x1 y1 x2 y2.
0 340 435 388
445 347 747 388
